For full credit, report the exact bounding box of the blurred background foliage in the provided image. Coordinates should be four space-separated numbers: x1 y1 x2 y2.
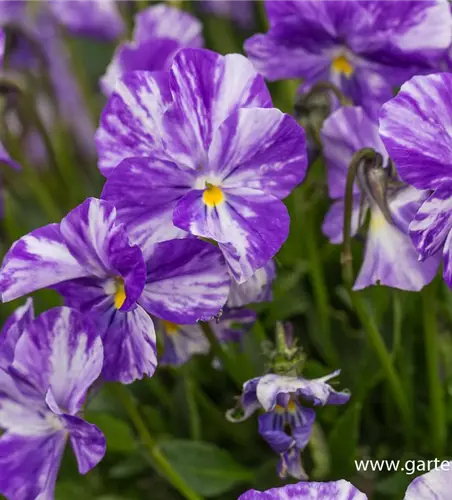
0 2 451 500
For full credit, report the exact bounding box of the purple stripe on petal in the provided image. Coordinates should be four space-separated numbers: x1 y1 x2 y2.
209 107 307 199
100 305 157 384
141 239 230 323
322 195 363 245
174 187 289 283
64 414 106 474
404 464 452 500
13 307 103 415
238 479 367 499
101 157 195 258
0 432 66 500
380 73 452 191
0 223 87 302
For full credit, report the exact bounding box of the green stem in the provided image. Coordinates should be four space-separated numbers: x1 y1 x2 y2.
110 384 203 500
200 322 242 388
342 148 413 441
184 374 202 441
422 283 446 457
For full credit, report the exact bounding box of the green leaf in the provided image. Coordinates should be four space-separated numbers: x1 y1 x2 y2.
159 440 254 497
328 403 362 478
86 413 136 453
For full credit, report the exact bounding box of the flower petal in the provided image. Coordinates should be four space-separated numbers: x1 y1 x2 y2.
256 372 350 411
322 106 388 199
168 48 272 154
64 415 106 474
380 73 452 190
49 0 124 40
141 239 230 323
0 432 66 500
101 305 157 384
101 157 195 258
404 464 452 500
96 70 172 176
13 307 103 415
0 224 87 302
208 108 307 199
160 322 209 366
238 480 366 499
227 260 275 308
258 413 294 454
0 298 34 369
322 195 363 244
134 4 203 47
173 188 289 282
408 186 452 260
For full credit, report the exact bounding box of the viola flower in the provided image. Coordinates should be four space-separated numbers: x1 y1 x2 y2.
379 73 452 289
321 106 440 291
0 197 230 383
238 463 452 499
200 1 255 30
228 259 275 308
159 308 256 366
245 1 452 119
0 306 105 500
98 48 307 282
227 370 350 480
2 0 124 41
101 4 203 95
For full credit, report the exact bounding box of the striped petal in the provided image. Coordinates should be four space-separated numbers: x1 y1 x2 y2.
228 260 275 308
141 239 230 323
380 73 452 190
96 70 172 176
404 464 452 499
13 308 103 415
173 188 289 282
208 108 307 199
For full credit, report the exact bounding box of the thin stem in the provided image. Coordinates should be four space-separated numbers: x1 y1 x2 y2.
422 283 446 457
110 384 203 500
184 374 202 441
341 148 413 441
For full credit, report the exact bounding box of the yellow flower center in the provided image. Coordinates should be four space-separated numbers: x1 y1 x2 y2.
370 209 387 233
114 279 126 309
203 183 224 207
162 320 179 335
287 399 297 413
332 54 353 77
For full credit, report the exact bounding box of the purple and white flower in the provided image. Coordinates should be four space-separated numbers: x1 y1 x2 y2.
245 1 452 119
380 73 452 289
98 48 307 282
238 462 452 499
101 4 203 95
0 306 105 500
228 370 350 479
0 0 123 41
159 308 256 366
0 197 230 383
228 259 275 308
321 106 440 291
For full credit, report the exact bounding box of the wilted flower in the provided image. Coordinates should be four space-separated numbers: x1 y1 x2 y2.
321 106 440 290
245 0 452 119
380 73 452 289
98 48 307 282
238 462 452 499
0 305 106 500
0 197 230 383
101 4 203 95
159 308 256 366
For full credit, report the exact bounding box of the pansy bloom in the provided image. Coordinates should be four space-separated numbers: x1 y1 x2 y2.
0 305 105 500
245 1 452 119
238 463 452 499
101 4 203 95
0 197 230 383
380 73 452 289
159 308 256 366
321 106 440 291
228 259 275 308
98 48 307 283
228 370 350 479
